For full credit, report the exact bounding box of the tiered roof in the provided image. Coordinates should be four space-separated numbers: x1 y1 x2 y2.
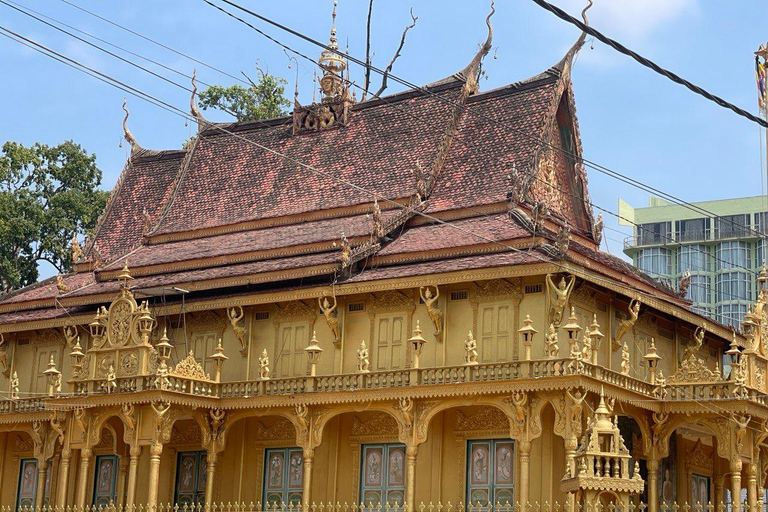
0 28 708 335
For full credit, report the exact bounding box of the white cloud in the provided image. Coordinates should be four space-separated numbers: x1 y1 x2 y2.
556 0 699 41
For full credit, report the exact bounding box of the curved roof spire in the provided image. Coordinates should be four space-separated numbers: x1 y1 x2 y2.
459 1 495 94
554 0 593 78
189 69 207 130
122 98 141 154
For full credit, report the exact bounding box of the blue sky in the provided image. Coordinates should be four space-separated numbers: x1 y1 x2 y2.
1 0 766 274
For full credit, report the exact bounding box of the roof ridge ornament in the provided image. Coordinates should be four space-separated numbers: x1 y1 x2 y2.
459 0 495 94
189 69 207 130
121 98 141 155
555 0 593 77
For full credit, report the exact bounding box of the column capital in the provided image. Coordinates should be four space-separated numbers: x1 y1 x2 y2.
130 444 142 458
150 441 163 457
81 447 92 459
731 456 744 473
646 457 661 472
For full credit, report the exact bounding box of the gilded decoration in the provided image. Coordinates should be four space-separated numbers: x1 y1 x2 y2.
613 299 641 351
667 328 720 384
454 407 509 437
171 351 211 381
170 423 203 446
351 412 399 441
546 274 575 328
369 290 415 314
472 278 523 302
319 293 341 347
227 306 248 357
254 418 296 442
35 328 65 346
274 300 316 323
419 285 443 339
686 439 713 475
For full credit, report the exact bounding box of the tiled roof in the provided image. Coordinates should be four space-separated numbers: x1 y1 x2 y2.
101 211 398 272
0 272 95 306
377 214 530 257
88 149 186 263
151 82 465 236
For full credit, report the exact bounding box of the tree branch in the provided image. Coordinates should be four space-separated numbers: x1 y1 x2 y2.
374 9 417 99
362 0 374 101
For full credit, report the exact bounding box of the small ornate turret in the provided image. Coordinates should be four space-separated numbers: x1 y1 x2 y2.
292 0 353 134
561 387 644 507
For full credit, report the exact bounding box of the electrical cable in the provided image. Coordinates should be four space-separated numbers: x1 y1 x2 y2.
206 0 768 241
528 0 768 130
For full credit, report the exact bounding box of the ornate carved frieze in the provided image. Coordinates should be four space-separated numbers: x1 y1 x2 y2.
171 352 210 381
368 290 415 314
351 412 399 441
254 418 296 442
454 407 509 436
274 301 316 323
292 98 351 135
170 423 203 446
472 278 523 302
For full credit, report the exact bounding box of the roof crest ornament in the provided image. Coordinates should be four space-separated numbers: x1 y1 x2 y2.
189 69 207 130
121 98 141 154
459 0 495 94
555 0 593 77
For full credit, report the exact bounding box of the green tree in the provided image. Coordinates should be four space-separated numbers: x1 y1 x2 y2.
0 140 109 292
197 71 291 122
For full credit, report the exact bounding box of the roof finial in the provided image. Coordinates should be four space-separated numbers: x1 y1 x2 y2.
190 69 206 129
459 1 495 94
121 98 140 153
556 0 593 76
285 50 300 109
318 0 347 101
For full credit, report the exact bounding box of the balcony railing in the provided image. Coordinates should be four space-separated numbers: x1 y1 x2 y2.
6 356 765 411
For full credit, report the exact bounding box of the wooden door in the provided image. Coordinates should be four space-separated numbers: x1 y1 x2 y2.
374 314 406 370
478 304 511 363
276 322 308 377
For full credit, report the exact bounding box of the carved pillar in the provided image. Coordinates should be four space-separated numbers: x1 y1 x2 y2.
116 453 129 506
35 458 48 510
564 435 578 512
302 448 315 510
518 439 532 507
147 441 163 510
747 463 758 512
56 447 72 507
731 458 743 512
75 447 92 508
405 444 418 512
126 444 141 509
205 450 218 511
646 456 660 512
715 475 725 508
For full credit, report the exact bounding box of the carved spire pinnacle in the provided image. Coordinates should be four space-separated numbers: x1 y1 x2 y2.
122 98 141 154
190 69 207 129
318 0 347 101
459 1 495 94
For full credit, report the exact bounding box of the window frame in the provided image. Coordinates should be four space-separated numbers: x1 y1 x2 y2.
263 447 303 507
359 443 406 507
466 439 515 507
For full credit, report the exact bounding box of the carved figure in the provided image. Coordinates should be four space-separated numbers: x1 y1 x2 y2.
319 294 341 344
398 397 413 427
464 331 479 365
510 391 527 423
0 333 7 374
613 299 640 349
546 274 575 328
339 234 351 268
654 370 667 399
555 223 571 257
620 343 630 375
414 159 430 202
581 334 591 361
294 404 309 434
371 200 384 239
678 269 691 297
10 371 19 399
684 324 706 359
259 349 271 380
544 323 559 359
228 306 248 356
357 340 370 373
71 233 83 263
594 212 603 247
105 364 117 393
734 414 751 452
151 401 170 438
420 285 443 337
56 274 67 293
566 388 585 426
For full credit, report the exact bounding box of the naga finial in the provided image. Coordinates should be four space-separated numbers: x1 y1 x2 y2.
190 69 204 122
581 0 593 26
460 0 495 92
122 98 140 152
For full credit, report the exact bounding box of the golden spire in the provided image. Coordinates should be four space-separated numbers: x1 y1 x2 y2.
318 0 347 101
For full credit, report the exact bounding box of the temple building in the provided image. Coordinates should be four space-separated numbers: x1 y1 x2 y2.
1 5 767 512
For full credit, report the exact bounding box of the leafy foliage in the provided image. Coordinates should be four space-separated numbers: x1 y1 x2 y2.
0 141 109 292
197 72 291 122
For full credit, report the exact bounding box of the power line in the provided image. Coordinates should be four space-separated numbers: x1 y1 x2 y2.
14 0 761 285
205 0 768 246
200 0 764 277
528 0 768 130
58 0 249 86
0 22 713 322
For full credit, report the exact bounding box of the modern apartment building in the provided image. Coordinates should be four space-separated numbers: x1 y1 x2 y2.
620 195 768 326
